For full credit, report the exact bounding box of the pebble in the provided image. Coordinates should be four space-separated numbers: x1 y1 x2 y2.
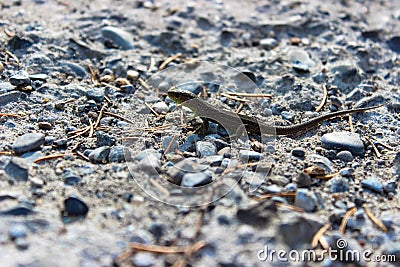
54 139 68 147
162 136 178 152
292 147 306 157
88 146 111 163
9 70 31 86
64 195 89 216
284 183 297 192
295 189 317 212
320 132 365 156
296 172 311 188
196 141 217 158
38 122 52 130
101 26 134 50
108 146 131 162
179 134 199 152
327 176 349 193
15 238 29 250
239 150 264 162
137 154 161 175
236 201 276 226
361 177 383 193
269 175 290 186
0 205 34 216
339 167 355 177
86 88 104 102
29 73 48 81
259 38 278 49
181 172 212 187
387 36 400 53
336 150 354 162
127 70 140 81
165 158 198 184
5 157 29 181
281 111 295 121
131 252 156 267
61 62 86 77
29 177 44 187
134 149 161 161
152 102 169 113
8 224 28 239
62 170 81 186
12 132 45 154
96 131 116 147
383 181 397 194
288 49 315 72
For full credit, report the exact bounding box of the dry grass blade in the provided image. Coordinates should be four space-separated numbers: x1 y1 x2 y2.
144 102 160 117
88 118 94 138
235 102 244 113
5 50 20 65
339 207 357 234
33 153 73 163
220 93 249 102
315 84 327 112
274 202 304 212
363 205 389 232
148 57 156 73
311 223 331 248
159 53 182 70
225 92 272 98
348 114 354 133
365 136 381 158
0 113 21 118
103 111 135 125
116 240 205 263
370 137 394 150
0 151 13 155
313 172 339 179
138 78 151 90
254 192 297 200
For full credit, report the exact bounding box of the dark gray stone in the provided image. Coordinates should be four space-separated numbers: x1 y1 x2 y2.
181 172 212 187
86 88 104 102
295 189 317 212
162 136 178 152
12 132 45 154
339 167 355 177
239 150 264 162
0 91 21 106
327 176 350 193
296 172 311 188
64 195 89 216
330 63 363 94
9 70 31 86
62 170 81 186
165 158 198 184
320 132 365 156
89 146 110 163
5 157 29 181
96 131 116 147
336 150 354 162
292 147 306 157
362 177 383 193
108 146 131 162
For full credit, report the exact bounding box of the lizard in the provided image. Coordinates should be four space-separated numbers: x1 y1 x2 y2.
167 89 385 137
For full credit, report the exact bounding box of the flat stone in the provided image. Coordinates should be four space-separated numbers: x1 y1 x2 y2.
320 132 365 156
166 158 198 184
0 205 34 216
96 131 116 147
5 157 29 181
181 172 212 187
12 132 45 154
64 195 89 216
292 147 306 157
136 154 161 175
295 189 317 212
86 88 104 102
196 141 217 158
296 172 311 188
162 136 178 153
336 150 354 162
361 177 383 193
9 70 31 86
239 150 264 162
88 146 110 163
288 49 315 72
101 26 134 50
0 91 21 106
152 102 169 113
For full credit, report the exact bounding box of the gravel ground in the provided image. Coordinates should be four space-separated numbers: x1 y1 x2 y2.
0 0 400 266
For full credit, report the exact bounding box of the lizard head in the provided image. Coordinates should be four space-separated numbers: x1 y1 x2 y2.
167 88 198 104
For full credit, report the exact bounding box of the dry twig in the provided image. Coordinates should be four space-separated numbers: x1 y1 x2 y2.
363 205 389 232
312 223 331 248
339 207 357 234
315 84 327 112
365 136 381 158
159 53 182 70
